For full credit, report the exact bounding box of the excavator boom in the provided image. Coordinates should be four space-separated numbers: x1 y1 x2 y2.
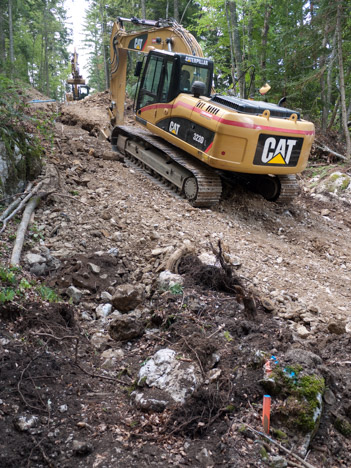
110 17 203 125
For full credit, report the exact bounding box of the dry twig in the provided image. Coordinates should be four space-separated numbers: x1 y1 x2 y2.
245 424 317 468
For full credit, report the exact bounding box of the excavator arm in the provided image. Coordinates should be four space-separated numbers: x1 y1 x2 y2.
110 17 203 125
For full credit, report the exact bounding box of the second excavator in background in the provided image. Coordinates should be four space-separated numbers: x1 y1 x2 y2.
66 49 90 102
109 17 315 207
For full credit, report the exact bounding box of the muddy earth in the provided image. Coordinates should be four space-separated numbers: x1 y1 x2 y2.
1 90 351 467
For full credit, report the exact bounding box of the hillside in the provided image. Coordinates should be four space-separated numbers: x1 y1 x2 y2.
1 92 351 468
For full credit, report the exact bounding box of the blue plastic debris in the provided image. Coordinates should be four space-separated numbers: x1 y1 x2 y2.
28 99 56 103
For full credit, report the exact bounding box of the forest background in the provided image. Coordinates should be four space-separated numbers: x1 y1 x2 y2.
0 0 351 156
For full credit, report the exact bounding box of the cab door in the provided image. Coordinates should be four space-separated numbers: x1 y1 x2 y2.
136 54 174 125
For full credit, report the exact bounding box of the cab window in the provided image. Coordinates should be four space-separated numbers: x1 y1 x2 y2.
137 56 163 108
179 64 211 95
159 60 173 103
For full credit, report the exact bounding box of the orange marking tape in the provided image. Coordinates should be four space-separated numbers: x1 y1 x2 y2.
262 395 271 434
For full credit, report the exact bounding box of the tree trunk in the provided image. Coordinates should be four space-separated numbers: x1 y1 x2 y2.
174 0 179 22
260 2 272 84
0 1 5 71
246 3 255 97
227 0 244 97
324 29 337 130
100 1 110 90
336 0 351 157
8 0 14 76
141 0 146 19
320 23 328 131
225 0 236 87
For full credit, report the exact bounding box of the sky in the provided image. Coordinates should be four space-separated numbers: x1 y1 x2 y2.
64 0 89 76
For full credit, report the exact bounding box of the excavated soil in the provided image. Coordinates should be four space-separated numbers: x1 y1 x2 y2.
1 92 351 467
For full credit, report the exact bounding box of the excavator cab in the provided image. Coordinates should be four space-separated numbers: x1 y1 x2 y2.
135 51 213 111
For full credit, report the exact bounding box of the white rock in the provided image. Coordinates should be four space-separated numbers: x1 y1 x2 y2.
198 252 217 266
96 303 112 319
25 253 46 265
158 270 184 289
101 291 113 301
90 331 109 350
296 325 310 339
137 348 202 404
88 263 101 274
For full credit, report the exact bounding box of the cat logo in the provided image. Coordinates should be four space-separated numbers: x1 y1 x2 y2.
254 135 303 167
169 121 180 135
134 38 144 50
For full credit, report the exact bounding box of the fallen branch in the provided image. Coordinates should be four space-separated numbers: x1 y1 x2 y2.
10 196 41 266
30 332 80 364
245 424 317 468
74 362 130 385
0 180 44 235
314 139 347 161
0 182 33 221
29 435 56 468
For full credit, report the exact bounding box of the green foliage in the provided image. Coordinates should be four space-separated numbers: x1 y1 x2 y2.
0 0 70 99
0 265 61 304
169 283 183 295
0 266 17 285
0 288 16 303
223 330 233 342
36 285 61 303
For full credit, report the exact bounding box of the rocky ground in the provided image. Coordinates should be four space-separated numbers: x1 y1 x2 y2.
1 91 351 467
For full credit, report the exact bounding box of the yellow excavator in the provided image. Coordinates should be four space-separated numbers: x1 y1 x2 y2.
66 49 90 101
109 17 315 206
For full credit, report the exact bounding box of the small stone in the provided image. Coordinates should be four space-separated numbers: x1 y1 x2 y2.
296 325 310 339
345 322 351 334
158 270 183 289
321 209 330 216
207 368 222 382
108 247 119 257
13 415 39 432
25 253 46 265
195 448 214 467
101 210 111 220
66 286 83 304
59 404 68 413
96 303 112 319
88 263 100 274
109 315 144 342
111 284 144 312
323 388 336 406
328 321 345 335
90 332 110 350
101 291 112 301
100 348 124 369
261 297 275 312
72 440 94 456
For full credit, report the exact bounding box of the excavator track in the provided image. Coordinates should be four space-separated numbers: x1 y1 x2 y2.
112 125 222 207
255 173 300 203
276 174 300 203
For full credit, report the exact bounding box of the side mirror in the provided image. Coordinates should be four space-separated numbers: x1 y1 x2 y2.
259 83 271 95
134 61 143 77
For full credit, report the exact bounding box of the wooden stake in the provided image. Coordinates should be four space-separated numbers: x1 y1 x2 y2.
262 395 271 434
